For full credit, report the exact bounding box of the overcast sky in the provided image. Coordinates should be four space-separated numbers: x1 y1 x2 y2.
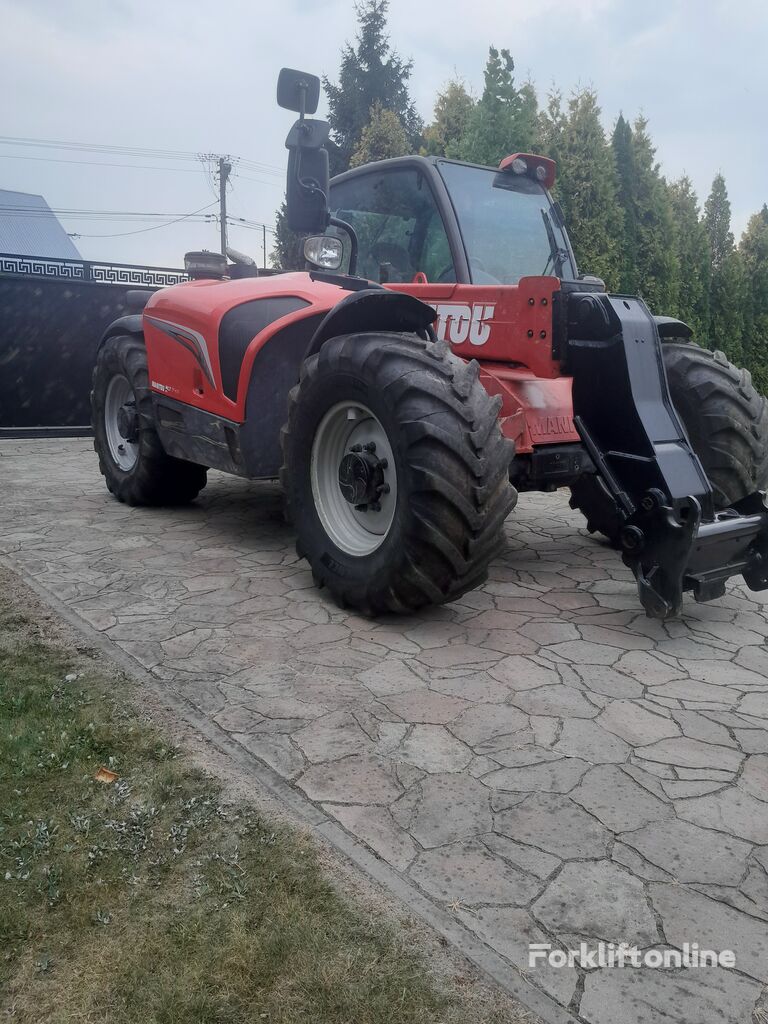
1 0 765 268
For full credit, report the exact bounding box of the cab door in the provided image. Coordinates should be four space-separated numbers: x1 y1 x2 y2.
328 163 460 286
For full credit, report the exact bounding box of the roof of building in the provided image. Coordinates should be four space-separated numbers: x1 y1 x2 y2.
0 188 81 259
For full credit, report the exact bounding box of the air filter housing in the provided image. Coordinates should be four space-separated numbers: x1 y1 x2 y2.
184 250 228 280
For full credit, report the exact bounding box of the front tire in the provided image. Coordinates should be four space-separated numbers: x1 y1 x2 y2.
571 341 768 542
280 333 517 615
91 334 207 506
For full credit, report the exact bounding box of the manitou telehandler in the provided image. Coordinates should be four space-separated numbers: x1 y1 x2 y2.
91 68 768 619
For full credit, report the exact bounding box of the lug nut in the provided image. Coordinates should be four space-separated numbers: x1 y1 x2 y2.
363 442 376 453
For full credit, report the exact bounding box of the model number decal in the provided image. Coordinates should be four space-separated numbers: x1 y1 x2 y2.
151 380 179 395
433 303 495 347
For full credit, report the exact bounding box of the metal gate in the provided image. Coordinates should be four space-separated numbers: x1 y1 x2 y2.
0 252 188 435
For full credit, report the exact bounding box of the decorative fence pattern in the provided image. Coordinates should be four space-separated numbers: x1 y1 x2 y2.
0 252 188 288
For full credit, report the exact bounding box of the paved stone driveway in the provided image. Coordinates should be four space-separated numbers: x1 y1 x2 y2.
2 439 767 1024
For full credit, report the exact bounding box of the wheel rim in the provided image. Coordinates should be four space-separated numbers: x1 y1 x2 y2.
104 374 139 472
310 401 398 556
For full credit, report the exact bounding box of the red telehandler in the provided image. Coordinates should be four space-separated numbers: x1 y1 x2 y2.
91 68 768 619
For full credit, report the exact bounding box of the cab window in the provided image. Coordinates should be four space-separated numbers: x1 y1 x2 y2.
329 167 455 284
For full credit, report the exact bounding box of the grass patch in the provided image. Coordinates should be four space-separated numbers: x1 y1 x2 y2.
0 593 502 1023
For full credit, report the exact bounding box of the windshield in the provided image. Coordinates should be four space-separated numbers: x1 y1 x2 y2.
437 161 576 285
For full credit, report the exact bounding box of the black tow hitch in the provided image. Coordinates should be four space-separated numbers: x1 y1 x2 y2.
618 488 767 619
563 290 768 619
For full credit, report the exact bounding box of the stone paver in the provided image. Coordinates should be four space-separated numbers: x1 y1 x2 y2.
3 438 768 1024
531 861 659 945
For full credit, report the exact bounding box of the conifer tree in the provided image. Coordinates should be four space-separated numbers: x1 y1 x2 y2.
539 89 623 289
667 176 710 339
705 174 746 363
423 81 475 158
739 204 768 392
270 200 304 272
274 0 421 267
612 114 638 293
705 173 734 272
323 0 422 174
350 101 410 167
626 117 678 311
455 48 538 165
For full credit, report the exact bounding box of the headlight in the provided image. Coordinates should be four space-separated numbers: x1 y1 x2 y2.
304 235 344 270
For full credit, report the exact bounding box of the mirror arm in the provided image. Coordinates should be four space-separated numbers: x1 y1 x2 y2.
329 216 358 276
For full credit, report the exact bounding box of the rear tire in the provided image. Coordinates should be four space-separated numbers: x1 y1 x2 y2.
570 341 768 542
280 333 517 615
663 343 768 506
91 334 207 506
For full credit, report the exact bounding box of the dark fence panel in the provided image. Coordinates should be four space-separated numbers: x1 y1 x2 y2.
0 252 187 435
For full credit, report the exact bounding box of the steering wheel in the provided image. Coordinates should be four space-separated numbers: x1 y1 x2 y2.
436 255 504 285
468 255 503 285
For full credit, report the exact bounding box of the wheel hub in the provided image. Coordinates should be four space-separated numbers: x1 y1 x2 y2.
116 401 139 443
338 443 389 511
104 374 140 472
310 402 397 556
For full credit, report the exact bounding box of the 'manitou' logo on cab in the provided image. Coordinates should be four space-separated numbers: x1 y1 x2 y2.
433 303 495 346
530 415 575 438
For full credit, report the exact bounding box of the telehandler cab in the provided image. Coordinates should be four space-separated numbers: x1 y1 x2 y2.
91 67 768 619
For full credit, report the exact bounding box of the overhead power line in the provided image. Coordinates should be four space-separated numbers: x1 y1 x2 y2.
69 201 218 238
227 215 276 235
233 171 283 189
0 136 286 245
0 202 216 221
0 135 201 162
0 136 286 176
0 153 205 173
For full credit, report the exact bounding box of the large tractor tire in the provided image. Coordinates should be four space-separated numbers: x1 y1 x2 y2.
91 334 207 506
280 333 517 615
571 342 768 543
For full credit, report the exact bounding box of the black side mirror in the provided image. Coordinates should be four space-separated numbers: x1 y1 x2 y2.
277 68 320 115
286 146 330 233
283 112 330 235
278 68 331 236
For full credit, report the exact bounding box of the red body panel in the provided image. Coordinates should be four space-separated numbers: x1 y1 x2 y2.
391 276 562 379
142 272 576 449
144 273 341 419
390 276 577 451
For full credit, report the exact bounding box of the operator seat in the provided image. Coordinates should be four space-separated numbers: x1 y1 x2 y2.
369 241 413 283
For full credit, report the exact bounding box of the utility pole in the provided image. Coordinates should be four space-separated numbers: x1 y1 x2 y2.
263 224 267 269
217 156 231 255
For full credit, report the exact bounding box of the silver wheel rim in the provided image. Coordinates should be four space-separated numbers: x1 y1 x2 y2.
104 374 139 472
310 401 398 556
